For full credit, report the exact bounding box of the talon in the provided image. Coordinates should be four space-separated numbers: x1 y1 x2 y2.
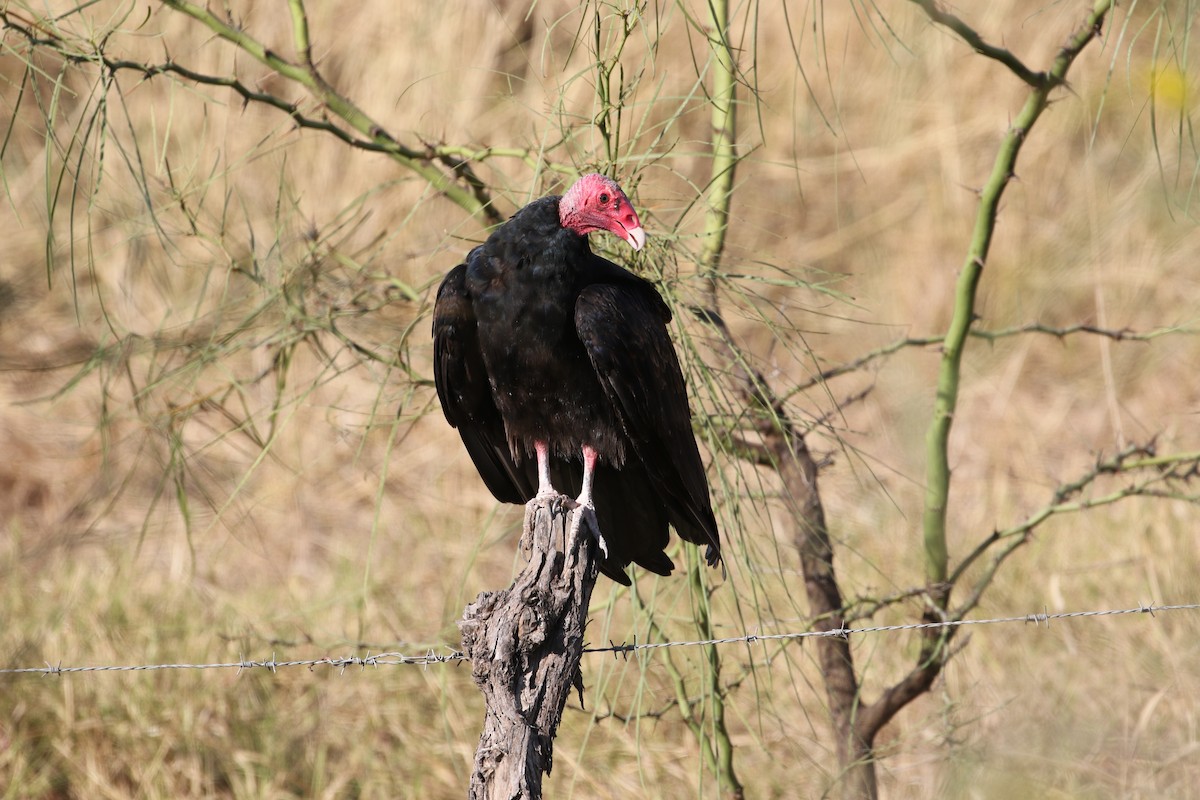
569 504 608 559
549 494 567 519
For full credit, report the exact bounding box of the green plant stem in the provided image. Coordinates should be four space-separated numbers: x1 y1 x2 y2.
628 582 721 777
287 0 312 63
921 0 1114 590
698 0 738 278
689 562 743 799
686 0 744 795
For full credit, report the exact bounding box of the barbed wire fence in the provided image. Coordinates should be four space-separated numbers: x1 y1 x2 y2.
2 602 1196 677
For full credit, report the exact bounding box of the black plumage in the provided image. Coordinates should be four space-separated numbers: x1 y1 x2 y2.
432 175 721 584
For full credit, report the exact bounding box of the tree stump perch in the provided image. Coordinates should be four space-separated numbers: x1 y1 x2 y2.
458 497 601 800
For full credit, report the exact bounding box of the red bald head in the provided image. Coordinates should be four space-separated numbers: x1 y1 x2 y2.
558 174 645 251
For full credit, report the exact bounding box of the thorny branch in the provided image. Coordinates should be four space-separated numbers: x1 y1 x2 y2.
1 5 507 224
841 445 1200 626
949 443 1200 620
909 0 1047 88
830 1 1120 780
784 322 1192 400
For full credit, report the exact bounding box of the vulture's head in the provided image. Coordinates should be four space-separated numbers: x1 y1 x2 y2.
559 174 645 251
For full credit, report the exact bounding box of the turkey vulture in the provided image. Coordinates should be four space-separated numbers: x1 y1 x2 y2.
432 174 721 584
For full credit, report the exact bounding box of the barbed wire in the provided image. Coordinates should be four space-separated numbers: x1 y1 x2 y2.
584 601 1196 655
2 602 1195 677
0 650 466 676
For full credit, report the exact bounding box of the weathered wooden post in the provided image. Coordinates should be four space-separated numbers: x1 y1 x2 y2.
458 498 600 799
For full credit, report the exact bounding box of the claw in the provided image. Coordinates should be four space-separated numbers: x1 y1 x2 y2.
569 503 608 559
548 494 572 519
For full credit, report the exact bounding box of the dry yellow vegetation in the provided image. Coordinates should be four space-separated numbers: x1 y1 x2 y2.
1 1 1198 797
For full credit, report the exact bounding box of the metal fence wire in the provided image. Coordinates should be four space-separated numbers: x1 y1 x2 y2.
2 602 1195 677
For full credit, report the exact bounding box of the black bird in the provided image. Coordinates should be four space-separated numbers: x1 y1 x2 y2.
432 174 721 584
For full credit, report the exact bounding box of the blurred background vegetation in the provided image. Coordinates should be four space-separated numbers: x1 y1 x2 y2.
2 0 1198 797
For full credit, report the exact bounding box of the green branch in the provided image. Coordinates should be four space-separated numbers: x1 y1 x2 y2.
698 0 738 279
690 562 743 799
922 0 1113 590
627 583 721 778
680 0 745 796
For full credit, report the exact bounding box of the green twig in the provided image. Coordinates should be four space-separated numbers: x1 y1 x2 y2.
628 583 721 778
689 562 742 799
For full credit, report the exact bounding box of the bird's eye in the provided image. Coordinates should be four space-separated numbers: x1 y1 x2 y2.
599 193 610 204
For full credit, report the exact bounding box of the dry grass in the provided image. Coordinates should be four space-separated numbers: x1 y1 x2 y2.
2 0 1199 797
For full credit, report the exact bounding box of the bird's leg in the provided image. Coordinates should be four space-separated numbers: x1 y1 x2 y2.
570 444 608 558
576 444 597 510
530 440 569 518
534 440 556 498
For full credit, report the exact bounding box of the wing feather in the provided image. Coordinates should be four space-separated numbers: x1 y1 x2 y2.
433 263 534 503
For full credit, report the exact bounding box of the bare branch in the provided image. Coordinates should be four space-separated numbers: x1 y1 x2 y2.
971 321 1195 343
783 321 1187 401
909 0 1047 88
949 443 1200 619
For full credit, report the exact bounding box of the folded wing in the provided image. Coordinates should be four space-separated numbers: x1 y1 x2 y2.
574 281 721 565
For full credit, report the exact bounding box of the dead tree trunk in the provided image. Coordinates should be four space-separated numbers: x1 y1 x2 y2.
458 498 600 800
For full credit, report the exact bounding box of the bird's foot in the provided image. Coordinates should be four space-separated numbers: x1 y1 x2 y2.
568 501 608 560
529 490 576 520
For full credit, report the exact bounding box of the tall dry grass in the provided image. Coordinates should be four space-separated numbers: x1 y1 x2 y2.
1 0 1198 797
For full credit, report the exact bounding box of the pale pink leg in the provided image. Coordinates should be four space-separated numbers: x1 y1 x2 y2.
534 440 556 499
571 444 607 558
576 444 598 510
